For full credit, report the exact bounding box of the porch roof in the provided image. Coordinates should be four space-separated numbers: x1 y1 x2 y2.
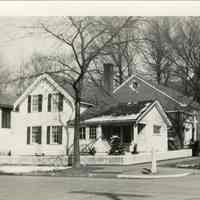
83 100 153 125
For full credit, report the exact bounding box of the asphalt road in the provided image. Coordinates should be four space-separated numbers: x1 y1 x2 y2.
0 175 200 200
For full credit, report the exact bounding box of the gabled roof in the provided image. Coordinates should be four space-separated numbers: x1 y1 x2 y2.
83 100 171 126
14 73 93 108
14 72 117 109
49 73 116 106
113 73 200 111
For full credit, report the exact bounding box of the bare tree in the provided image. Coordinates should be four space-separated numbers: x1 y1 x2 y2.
140 17 173 85
14 52 63 96
165 17 200 101
40 16 132 168
99 17 141 86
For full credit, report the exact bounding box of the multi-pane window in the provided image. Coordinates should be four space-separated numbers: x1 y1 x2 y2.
89 126 97 139
47 126 62 144
79 127 86 140
28 95 42 112
52 94 60 111
153 125 161 135
32 95 40 112
1 108 11 128
27 126 42 144
48 93 63 112
52 126 62 144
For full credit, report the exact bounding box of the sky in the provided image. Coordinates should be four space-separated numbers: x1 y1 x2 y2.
0 17 59 72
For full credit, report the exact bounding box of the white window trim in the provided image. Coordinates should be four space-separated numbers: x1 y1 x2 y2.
31 126 41 145
51 93 60 112
50 126 62 145
79 127 86 140
89 126 97 140
31 95 40 112
153 125 161 135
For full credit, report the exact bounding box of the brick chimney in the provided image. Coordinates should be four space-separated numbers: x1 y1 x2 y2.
103 63 114 94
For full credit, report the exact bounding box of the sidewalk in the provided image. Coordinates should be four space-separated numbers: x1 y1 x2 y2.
88 163 195 178
0 157 198 178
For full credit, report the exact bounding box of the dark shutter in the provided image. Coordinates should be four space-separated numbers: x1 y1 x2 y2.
58 126 63 144
28 95 31 113
27 127 31 144
37 127 42 144
38 95 43 112
48 94 52 112
58 93 63 111
47 126 50 144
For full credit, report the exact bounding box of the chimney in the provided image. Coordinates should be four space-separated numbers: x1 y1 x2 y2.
103 63 114 94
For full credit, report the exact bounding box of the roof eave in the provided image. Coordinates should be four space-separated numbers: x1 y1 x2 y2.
83 119 136 125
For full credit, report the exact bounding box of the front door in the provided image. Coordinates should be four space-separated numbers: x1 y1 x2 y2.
102 124 132 146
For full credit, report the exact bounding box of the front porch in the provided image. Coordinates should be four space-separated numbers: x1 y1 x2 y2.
101 123 139 152
89 122 144 155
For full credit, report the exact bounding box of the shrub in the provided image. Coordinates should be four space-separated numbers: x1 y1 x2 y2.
88 146 96 155
108 135 124 155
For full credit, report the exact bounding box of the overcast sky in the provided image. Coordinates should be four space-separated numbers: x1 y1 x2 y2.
0 17 60 72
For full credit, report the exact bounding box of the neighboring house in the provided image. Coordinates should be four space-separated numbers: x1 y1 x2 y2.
0 94 15 154
82 100 171 153
0 63 198 156
113 72 200 147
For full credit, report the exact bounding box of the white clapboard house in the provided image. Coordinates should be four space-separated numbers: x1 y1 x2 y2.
0 63 198 157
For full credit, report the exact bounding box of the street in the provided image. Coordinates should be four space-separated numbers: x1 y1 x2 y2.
0 175 200 200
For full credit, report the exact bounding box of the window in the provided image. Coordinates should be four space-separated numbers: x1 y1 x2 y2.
89 127 96 139
27 126 42 144
32 95 39 112
129 79 139 93
48 93 63 112
1 108 11 128
79 127 86 140
28 95 42 112
153 125 161 134
47 126 62 144
52 94 60 111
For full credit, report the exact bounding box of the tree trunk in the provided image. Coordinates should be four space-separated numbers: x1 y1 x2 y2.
73 89 81 168
118 64 123 85
177 111 184 149
156 70 162 84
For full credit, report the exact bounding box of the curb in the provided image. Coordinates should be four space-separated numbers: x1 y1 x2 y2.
89 172 193 179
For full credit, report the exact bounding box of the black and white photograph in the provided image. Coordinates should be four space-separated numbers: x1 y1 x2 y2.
0 1 200 200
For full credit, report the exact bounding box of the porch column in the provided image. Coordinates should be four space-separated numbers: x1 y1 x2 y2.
96 125 103 139
95 125 108 155
85 127 90 142
130 124 138 152
133 124 138 143
193 113 198 141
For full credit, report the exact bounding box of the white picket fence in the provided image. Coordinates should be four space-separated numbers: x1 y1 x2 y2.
80 149 192 165
0 149 192 166
0 155 69 166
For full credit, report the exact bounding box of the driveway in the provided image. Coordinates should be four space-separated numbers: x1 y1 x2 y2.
0 174 200 200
